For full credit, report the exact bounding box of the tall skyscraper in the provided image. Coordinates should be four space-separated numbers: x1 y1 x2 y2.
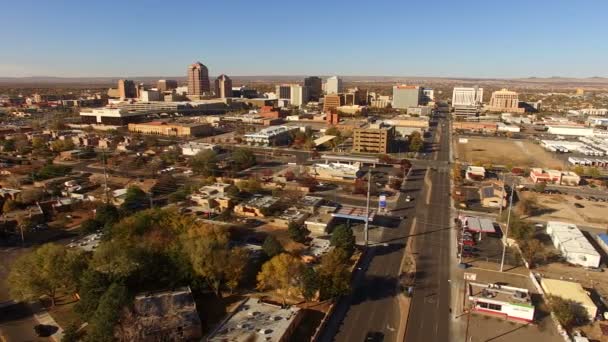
214 74 233 98
392 85 422 109
304 76 323 101
275 84 309 107
452 86 484 107
187 62 210 96
324 76 343 94
118 79 137 99
276 84 292 100
157 79 178 92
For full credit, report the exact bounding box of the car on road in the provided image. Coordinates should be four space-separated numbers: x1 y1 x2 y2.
34 324 56 337
365 331 384 342
405 195 412 202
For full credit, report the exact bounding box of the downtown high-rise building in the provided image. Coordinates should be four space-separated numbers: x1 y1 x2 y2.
452 86 484 107
304 76 323 101
214 74 233 98
324 76 343 94
187 62 210 96
157 79 178 92
118 79 137 99
392 85 422 109
486 88 524 113
275 84 309 107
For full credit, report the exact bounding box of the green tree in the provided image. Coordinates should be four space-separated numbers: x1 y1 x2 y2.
75 270 111 320
232 148 257 170
95 203 120 228
519 195 540 216
237 178 262 193
587 167 601 179
408 131 423 152
330 225 356 257
519 238 546 268
262 235 284 258
318 248 351 300
2 199 17 213
120 186 149 214
1 139 16 152
81 218 101 234
256 253 304 305
547 295 576 328
300 266 319 301
18 188 45 205
87 283 129 342
90 240 142 281
183 224 246 297
224 247 249 293
572 165 584 176
533 182 546 193
8 243 86 306
288 222 307 243
190 150 218 176
61 323 80 342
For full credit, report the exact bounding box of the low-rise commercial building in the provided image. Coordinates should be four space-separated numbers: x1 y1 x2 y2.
529 168 580 186
180 142 219 156
546 221 600 268
207 298 302 342
352 123 395 154
128 121 213 137
465 166 486 181
452 122 498 134
540 278 597 321
547 125 594 137
468 282 535 322
188 183 232 213
308 162 362 182
234 196 279 217
244 126 298 146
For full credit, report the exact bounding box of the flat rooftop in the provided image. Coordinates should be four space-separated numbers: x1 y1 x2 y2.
469 282 532 307
207 298 300 342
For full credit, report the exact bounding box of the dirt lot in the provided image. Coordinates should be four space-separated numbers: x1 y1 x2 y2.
517 192 608 227
455 137 564 169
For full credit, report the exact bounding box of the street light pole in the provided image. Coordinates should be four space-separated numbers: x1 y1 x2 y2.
500 185 515 272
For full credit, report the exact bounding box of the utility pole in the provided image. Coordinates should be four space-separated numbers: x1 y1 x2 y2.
101 148 109 203
364 168 372 246
498 173 506 217
500 185 515 272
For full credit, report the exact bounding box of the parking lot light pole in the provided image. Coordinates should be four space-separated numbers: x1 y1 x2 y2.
500 185 515 272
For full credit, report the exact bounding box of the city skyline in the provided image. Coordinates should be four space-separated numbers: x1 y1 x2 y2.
1 0 607 78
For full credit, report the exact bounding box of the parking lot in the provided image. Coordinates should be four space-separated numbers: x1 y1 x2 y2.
456 218 524 269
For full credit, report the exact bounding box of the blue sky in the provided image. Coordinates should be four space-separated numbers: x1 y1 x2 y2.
1 0 607 78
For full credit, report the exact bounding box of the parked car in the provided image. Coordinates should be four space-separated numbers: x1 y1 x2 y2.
574 203 585 208
574 195 583 200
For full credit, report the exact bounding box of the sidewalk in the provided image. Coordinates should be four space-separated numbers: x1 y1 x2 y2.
31 302 63 342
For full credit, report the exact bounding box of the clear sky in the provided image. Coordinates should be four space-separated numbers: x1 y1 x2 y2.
1 0 607 78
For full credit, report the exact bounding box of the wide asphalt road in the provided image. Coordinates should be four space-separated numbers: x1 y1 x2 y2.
318 165 427 340
404 113 453 342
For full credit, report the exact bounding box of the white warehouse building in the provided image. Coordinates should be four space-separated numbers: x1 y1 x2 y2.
546 221 600 268
546 125 594 137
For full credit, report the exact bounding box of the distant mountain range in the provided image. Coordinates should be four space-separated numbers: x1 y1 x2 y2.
1 75 608 87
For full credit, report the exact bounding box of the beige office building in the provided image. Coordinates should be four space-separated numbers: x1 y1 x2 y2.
128 121 213 137
353 123 395 154
323 94 345 113
187 62 210 96
214 74 232 98
486 88 524 113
